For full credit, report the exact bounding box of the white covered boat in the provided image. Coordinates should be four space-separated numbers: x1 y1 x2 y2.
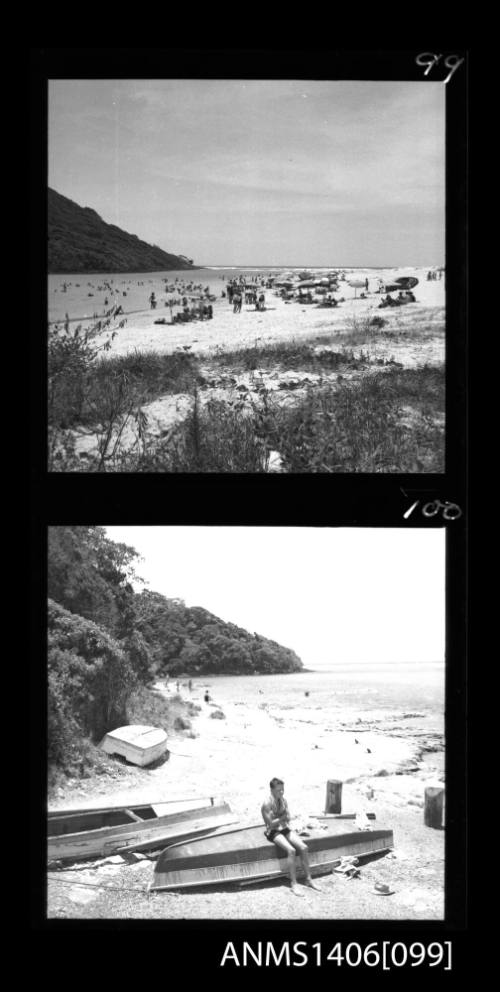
100 725 168 767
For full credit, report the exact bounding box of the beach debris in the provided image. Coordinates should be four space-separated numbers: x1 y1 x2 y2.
355 812 373 831
373 882 395 896
267 450 283 472
366 748 372 753
210 709 226 720
334 856 360 879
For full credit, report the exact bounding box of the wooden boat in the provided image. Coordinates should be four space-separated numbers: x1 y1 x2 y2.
48 800 237 864
150 820 394 891
100 725 168 766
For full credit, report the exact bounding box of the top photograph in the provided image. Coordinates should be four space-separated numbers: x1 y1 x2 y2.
47 77 448 474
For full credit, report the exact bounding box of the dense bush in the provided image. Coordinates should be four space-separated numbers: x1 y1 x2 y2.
134 589 303 675
48 600 138 769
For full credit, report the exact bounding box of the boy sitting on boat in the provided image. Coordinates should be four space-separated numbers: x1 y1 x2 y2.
261 778 322 896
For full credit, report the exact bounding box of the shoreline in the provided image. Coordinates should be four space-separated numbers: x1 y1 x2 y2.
47 677 444 920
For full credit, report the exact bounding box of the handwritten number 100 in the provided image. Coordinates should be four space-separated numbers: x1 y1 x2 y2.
416 53 464 83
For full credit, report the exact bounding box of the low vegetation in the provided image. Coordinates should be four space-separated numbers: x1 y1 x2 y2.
48 315 444 473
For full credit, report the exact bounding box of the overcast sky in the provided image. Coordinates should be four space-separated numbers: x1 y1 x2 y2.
49 79 445 267
104 527 445 669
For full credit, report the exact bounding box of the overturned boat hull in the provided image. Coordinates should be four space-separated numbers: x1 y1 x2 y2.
48 801 237 863
151 821 394 891
100 725 168 767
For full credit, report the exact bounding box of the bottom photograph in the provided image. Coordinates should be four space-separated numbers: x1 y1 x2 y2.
47 525 446 921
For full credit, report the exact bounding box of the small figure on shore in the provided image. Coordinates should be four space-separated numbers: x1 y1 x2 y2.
176 681 180 692
204 691 211 703
366 748 372 754
355 738 359 744
149 292 157 309
305 691 309 697
261 778 322 897
365 278 369 292
188 679 193 691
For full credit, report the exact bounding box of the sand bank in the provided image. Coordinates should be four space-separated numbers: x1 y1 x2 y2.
89 268 444 360
47 679 445 920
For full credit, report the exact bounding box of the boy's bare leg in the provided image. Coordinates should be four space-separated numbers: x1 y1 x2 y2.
288 832 323 891
273 835 304 896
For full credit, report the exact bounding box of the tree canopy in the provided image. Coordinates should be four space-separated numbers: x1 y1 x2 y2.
47 526 303 777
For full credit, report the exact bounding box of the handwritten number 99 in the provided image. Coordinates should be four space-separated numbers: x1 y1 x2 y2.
416 52 464 83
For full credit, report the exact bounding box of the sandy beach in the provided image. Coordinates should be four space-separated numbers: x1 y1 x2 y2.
47 674 445 920
57 267 445 466
70 267 445 360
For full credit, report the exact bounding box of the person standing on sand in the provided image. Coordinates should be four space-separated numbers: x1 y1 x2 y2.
261 778 322 897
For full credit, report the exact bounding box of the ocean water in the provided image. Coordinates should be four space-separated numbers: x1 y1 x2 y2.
195 662 444 724
171 662 446 803
47 265 399 324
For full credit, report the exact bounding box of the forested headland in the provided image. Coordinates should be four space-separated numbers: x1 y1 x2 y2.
48 188 196 273
48 527 303 784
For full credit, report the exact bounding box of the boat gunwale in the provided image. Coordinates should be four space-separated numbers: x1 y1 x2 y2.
47 803 237 862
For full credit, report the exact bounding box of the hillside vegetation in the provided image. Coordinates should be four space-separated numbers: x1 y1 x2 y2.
47 527 303 782
48 188 196 273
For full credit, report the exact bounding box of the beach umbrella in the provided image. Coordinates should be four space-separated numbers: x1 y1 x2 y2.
348 279 366 298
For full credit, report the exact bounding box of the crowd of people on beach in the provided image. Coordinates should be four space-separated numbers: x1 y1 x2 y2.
223 276 267 314
379 289 417 309
52 267 435 335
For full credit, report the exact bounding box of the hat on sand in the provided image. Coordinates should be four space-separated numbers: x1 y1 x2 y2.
373 882 395 896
